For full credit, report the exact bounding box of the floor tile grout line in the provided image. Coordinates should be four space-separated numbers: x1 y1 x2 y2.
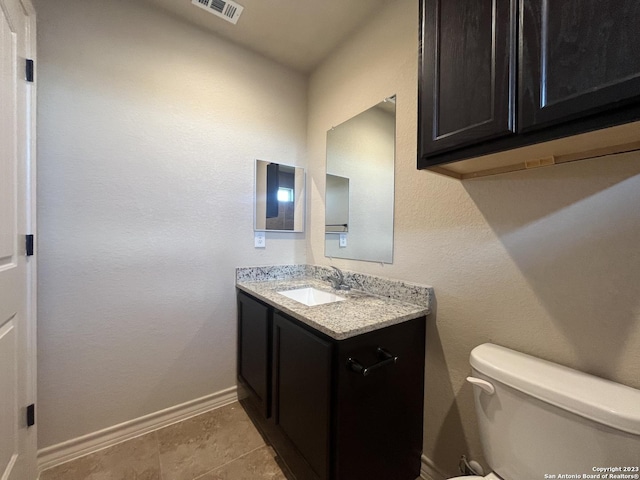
190 444 270 480
154 430 166 480
40 402 272 480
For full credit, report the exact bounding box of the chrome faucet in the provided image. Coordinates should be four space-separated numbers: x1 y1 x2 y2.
327 266 350 291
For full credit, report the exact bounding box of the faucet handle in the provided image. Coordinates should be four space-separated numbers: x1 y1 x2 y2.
326 266 345 289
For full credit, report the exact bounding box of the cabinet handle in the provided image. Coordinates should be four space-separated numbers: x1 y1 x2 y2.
346 347 399 377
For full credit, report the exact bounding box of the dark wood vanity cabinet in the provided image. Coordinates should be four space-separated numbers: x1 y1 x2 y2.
419 0 640 167
237 291 271 418
237 290 426 480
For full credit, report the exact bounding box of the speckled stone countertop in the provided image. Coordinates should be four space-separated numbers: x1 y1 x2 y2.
236 265 433 340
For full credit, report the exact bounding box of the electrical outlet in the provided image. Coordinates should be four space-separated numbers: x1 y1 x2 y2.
339 233 347 248
254 232 266 248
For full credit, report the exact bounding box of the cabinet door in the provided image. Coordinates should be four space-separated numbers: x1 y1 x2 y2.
237 292 271 418
273 313 332 480
519 0 640 131
334 318 425 480
419 0 516 157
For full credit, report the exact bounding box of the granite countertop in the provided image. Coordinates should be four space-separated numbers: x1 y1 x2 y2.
236 267 432 340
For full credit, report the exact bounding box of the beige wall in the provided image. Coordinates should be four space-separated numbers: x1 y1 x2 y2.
307 0 640 476
35 0 307 449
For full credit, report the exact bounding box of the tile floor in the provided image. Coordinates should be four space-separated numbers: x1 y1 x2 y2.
39 402 290 480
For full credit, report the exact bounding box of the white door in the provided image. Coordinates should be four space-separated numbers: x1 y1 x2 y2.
0 0 36 478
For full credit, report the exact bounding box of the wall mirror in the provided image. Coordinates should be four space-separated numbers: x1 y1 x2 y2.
325 174 349 233
255 159 305 232
325 96 395 263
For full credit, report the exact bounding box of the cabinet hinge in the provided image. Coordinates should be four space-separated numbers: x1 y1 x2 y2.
25 59 34 82
25 234 34 256
27 404 35 427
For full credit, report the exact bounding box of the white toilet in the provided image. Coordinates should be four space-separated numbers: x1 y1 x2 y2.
449 343 640 480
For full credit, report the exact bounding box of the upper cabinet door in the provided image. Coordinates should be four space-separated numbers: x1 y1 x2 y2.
519 0 640 132
419 0 517 157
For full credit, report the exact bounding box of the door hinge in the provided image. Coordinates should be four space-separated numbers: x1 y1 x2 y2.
27 404 35 427
26 59 34 82
25 234 34 256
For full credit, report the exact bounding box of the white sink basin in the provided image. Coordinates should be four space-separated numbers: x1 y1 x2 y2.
277 287 346 307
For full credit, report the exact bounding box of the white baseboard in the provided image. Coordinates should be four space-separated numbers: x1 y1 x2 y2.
421 454 448 480
37 386 238 472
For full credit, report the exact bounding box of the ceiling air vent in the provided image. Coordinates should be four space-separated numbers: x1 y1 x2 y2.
191 0 244 25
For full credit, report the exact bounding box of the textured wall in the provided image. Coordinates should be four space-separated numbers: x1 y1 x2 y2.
307 0 640 476
35 0 307 448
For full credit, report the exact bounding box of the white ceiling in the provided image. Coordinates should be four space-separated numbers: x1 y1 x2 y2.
135 0 390 73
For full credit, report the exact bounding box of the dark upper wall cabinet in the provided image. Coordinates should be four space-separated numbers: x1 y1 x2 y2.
419 0 640 178
519 0 640 131
419 0 516 155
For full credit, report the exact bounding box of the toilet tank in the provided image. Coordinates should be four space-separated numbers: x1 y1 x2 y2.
468 344 640 480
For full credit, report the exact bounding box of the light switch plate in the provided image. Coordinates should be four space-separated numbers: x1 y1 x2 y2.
254 232 266 248
339 233 347 248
